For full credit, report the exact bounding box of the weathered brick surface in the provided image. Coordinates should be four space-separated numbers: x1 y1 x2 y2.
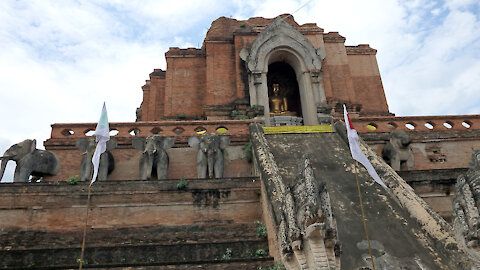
205 41 237 107
0 224 272 269
0 178 262 231
0 178 269 268
140 15 390 120
362 130 480 170
43 120 256 182
348 52 389 114
163 55 206 118
45 144 252 182
1 242 272 269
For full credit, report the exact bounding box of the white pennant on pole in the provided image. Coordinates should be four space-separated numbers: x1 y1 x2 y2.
91 102 110 186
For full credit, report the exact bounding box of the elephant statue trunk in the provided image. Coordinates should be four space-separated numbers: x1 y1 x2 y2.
188 134 230 179
132 135 174 180
207 148 216 178
0 155 10 181
76 136 117 182
401 136 412 147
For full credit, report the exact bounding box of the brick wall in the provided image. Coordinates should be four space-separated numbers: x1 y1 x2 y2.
44 120 255 182
347 45 389 115
0 178 262 231
141 15 392 121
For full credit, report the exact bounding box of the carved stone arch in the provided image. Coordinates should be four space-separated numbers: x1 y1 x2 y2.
240 18 326 126
247 20 324 72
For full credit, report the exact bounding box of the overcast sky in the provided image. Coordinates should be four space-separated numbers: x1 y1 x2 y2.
0 0 479 181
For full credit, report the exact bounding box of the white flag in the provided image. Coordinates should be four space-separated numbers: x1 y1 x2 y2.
91 102 110 186
343 105 388 190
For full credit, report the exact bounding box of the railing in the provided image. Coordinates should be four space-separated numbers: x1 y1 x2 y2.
350 115 480 133
49 120 258 139
47 115 480 141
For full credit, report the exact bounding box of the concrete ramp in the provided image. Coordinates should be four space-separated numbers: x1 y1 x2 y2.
250 123 472 269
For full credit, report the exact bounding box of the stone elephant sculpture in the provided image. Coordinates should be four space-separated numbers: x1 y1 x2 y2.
132 135 174 180
188 133 230 179
0 139 60 182
76 136 117 182
382 130 414 171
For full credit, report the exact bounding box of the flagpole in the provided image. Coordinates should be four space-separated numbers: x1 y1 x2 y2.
354 161 376 270
78 184 92 270
78 102 109 269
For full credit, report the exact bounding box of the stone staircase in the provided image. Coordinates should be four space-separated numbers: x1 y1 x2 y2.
0 178 274 269
248 123 473 269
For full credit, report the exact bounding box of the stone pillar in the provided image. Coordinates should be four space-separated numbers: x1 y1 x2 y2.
257 72 270 126
299 72 319 126
311 71 326 103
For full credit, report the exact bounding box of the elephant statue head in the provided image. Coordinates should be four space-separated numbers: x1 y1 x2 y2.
0 139 60 182
390 130 412 148
132 135 174 180
76 136 117 182
382 130 414 171
188 133 230 179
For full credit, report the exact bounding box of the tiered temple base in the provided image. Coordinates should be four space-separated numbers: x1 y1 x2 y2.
0 178 273 269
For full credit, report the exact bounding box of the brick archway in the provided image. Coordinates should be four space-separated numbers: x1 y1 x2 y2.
240 18 326 126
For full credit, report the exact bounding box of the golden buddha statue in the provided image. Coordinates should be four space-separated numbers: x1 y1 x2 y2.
269 83 296 116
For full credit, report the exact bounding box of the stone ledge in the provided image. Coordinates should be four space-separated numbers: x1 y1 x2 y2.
0 224 265 249
0 240 271 269
0 177 261 194
323 32 346 43
398 168 467 183
346 44 377 55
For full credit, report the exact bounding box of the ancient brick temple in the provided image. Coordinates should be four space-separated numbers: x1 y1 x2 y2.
140 15 388 123
2 14 480 269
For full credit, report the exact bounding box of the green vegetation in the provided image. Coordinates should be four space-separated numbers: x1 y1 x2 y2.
255 248 267 257
254 220 267 237
244 249 254 258
66 175 79 185
222 248 233 260
176 113 186 120
231 109 250 120
243 142 253 163
177 176 188 190
75 258 87 265
240 23 246 28
231 110 241 117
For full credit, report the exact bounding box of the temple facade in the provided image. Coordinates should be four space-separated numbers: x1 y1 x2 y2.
140 14 389 125
2 14 480 269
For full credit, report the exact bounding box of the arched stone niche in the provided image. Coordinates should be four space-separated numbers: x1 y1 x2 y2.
240 18 326 126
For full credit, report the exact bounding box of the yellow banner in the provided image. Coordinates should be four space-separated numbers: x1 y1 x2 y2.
262 125 333 134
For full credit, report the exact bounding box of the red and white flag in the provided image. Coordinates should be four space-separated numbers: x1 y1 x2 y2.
343 105 388 190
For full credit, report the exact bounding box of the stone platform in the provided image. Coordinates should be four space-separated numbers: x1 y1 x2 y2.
0 178 274 269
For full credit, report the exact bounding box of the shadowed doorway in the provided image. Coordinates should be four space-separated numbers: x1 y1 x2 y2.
267 62 302 117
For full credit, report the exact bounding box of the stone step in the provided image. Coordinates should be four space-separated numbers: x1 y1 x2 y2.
87 259 276 270
0 239 271 269
1 224 265 250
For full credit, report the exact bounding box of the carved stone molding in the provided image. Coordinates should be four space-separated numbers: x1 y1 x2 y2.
249 124 340 270
452 150 480 267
